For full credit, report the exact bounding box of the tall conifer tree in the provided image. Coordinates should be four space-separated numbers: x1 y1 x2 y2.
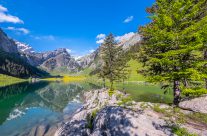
99 33 129 90
138 0 207 104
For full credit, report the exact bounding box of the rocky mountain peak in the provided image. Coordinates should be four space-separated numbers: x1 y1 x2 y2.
15 41 35 54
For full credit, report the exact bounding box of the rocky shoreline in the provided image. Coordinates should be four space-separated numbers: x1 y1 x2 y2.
54 89 206 136
55 88 173 136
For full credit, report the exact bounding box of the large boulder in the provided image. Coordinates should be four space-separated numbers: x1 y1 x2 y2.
92 106 172 136
55 89 173 136
179 95 207 114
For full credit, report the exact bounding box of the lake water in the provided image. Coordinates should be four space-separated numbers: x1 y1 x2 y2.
0 81 101 136
0 81 172 136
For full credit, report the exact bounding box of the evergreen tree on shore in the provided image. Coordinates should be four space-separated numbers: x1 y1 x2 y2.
99 33 129 90
138 0 207 104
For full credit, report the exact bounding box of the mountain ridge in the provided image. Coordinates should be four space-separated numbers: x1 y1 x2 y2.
0 28 141 76
0 28 48 78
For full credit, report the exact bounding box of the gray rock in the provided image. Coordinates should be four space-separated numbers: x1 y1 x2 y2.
92 106 172 136
55 89 173 136
0 28 18 53
179 95 207 114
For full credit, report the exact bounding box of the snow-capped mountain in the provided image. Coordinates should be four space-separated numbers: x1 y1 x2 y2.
15 41 35 54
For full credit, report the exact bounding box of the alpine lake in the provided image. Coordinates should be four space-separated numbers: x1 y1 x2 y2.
0 80 173 136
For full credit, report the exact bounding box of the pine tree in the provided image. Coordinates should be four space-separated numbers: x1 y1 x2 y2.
116 50 131 90
138 0 207 105
99 33 130 90
99 33 118 90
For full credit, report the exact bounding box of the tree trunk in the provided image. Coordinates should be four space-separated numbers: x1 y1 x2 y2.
110 81 114 90
183 78 189 97
122 78 125 90
173 80 181 105
103 78 106 88
183 78 189 88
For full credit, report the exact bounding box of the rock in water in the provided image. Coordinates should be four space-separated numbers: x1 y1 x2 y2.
179 95 207 114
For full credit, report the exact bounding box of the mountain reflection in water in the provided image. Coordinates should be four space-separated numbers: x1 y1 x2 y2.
0 81 100 136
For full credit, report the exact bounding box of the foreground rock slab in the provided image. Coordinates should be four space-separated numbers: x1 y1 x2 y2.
92 106 171 136
55 89 173 136
179 95 207 114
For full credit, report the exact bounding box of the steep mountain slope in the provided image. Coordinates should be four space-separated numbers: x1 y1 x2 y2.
0 29 18 53
41 48 80 72
16 42 80 73
0 29 48 78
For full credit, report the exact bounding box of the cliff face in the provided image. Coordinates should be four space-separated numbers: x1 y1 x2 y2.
18 46 81 72
0 29 18 53
41 48 80 72
0 29 48 78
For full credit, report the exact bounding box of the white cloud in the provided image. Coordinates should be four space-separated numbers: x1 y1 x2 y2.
66 48 72 53
96 32 137 44
0 5 8 12
123 16 134 23
96 34 106 39
89 49 95 53
96 39 105 44
33 35 55 41
96 33 106 44
0 5 23 24
6 27 30 34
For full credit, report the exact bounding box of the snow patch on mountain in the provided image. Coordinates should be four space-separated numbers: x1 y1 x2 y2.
15 41 35 54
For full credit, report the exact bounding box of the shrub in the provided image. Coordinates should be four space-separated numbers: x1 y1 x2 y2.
182 88 207 97
86 109 99 130
118 96 133 106
172 126 197 136
108 88 115 97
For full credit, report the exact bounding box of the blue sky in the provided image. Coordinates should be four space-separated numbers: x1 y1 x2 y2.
0 0 155 57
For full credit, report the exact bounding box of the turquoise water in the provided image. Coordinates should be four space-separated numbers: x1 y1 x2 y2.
0 81 100 136
0 81 172 136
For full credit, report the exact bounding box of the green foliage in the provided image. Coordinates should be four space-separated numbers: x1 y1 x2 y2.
0 74 26 87
187 112 207 124
152 104 186 124
108 88 115 97
117 95 133 107
152 104 166 114
0 49 48 78
86 109 99 129
138 0 207 99
127 59 145 81
139 0 207 82
172 126 198 136
182 88 207 96
99 33 130 90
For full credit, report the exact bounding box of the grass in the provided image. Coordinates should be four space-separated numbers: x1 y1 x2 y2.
62 76 86 83
127 59 145 81
0 74 26 87
152 104 206 136
186 112 207 124
172 126 198 136
41 75 86 83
